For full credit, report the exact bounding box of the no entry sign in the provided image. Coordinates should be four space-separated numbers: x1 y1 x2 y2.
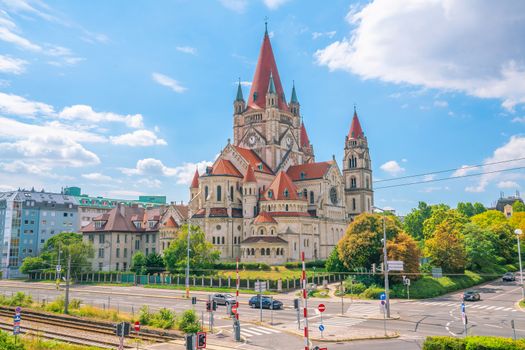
134 321 140 332
231 305 238 314
318 304 326 313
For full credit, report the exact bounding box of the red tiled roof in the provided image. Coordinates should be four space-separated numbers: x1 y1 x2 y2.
243 165 257 183
174 204 189 220
192 208 206 218
190 169 199 188
211 159 242 177
82 205 160 233
286 162 332 181
163 216 179 228
247 31 288 111
262 171 303 201
348 110 364 139
254 211 277 224
300 122 310 147
233 146 273 174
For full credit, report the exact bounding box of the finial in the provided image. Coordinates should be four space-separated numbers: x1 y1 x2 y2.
238 77 241 86
227 138 231 144
264 16 269 34
354 103 357 114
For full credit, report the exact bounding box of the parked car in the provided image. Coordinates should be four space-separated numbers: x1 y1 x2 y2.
248 296 283 309
502 272 516 282
463 290 481 301
212 293 236 306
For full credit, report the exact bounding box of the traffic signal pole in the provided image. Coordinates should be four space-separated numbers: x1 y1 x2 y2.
64 253 71 314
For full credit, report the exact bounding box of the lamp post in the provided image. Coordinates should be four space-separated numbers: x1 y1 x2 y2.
186 191 201 299
374 206 390 318
515 229 524 301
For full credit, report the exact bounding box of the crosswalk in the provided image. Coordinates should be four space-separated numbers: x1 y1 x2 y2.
242 326 281 338
311 316 365 328
346 303 380 315
409 301 517 312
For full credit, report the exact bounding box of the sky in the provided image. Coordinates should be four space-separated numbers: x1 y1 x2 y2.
0 0 524 214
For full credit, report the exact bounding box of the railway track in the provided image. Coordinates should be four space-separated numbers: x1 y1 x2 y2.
0 306 180 348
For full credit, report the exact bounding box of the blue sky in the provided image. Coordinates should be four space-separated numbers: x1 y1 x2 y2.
0 0 524 214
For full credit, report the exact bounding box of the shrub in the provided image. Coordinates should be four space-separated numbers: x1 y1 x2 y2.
344 281 366 295
0 331 24 350
177 310 201 334
139 305 152 325
9 292 33 307
359 285 384 299
423 336 525 350
150 308 176 329
423 336 465 350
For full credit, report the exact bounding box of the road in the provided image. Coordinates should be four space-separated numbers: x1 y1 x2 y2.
0 278 523 350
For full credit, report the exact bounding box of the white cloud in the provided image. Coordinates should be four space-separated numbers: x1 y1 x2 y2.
107 190 145 198
122 158 213 185
263 0 290 10
0 92 54 117
219 0 247 13
498 180 520 189
315 1 525 111
451 165 475 177
110 130 167 147
433 100 448 108
176 46 197 55
380 160 405 176
82 173 112 182
0 54 27 74
312 31 337 40
512 116 525 123
401 158 408 163
137 178 162 188
420 186 450 193
0 25 41 51
59 104 144 128
152 72 187 93
239 81 252 87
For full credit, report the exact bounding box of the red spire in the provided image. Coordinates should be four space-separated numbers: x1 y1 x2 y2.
348 109 364 139
190 169 199 188
248 31 288 111
243 165 257 183
300 122 310 147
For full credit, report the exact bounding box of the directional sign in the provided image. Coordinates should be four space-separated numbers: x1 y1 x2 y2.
254 281 267 292
318 324 325 332
13 315 21 322
387 260 404 271
318 304 326 313
134 321 140 332
379 292 386 301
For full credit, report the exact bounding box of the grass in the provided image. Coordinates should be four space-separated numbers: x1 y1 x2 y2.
143 284 275 295
217 266 326 280
520 299 525 308
23 335 105 350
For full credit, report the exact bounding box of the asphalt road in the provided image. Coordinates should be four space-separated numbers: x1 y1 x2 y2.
1 278 523 350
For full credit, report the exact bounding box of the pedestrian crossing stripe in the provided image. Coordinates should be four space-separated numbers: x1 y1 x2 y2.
311 317 365 328
411 301 516 312
242 327 280 337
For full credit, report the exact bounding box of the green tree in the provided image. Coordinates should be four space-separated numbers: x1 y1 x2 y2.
326 248 347 272
457 202 486 217
422 208 468 240
473 202 487 215
20 256 47 274
513 200 525 213
403 201 432 240
424 221 466 273
163 225 220 274
509 212 525 232
177 309 201 334
145 253 166 274
40 232 93 274
471 210 507 228
462 223 496 271
131 251 147 274
471 210 515 262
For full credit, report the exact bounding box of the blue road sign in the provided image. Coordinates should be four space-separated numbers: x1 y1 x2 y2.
379 293 386 300
15 307 21 313
13 315 21 322
319 324 325 332
461 303 465 313
13 325 20 335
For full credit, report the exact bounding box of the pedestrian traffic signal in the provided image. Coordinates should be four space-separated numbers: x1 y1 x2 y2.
197 331 206 349
192 297 197 305
293 298 299 309
206 301 211 312
212 301 217 311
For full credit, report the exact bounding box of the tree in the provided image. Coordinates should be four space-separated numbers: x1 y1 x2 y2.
471 210 507 228
337 213 402 271
422 208 468 240
403 202 432 240
145 253 165 274
471 210 515 262
424 221 466 273
131 251 147 274
163 225 220 274
473 202 487 216
513 200 525 213
326 248 347 272
457 202 486 217
39 232 93 274
509 212 525 232
387 231 421 277
20 256 47 274
177 309 201 334
462 223 497 271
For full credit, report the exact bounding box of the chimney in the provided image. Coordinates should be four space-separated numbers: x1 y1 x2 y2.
119 203 126 216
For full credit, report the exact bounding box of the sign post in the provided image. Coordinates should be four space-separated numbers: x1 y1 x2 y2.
340 281 345 315
318 304 325 338
254 280 266 323
380 293 387 336
461 302 467 336
13 306 21 344
134 321 140 350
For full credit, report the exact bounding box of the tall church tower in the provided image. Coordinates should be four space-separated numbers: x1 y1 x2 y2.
343 107 373 219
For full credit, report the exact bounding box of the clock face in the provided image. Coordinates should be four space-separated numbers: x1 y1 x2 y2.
248 135 256 146
330 187 338 205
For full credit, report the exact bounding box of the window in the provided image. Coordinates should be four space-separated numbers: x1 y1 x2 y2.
368 198 371 211
213 237 216 244
351 177 357 188
261 248 265 256
300 172 305 180
124 248 128 258
117 234 120 243
366 177 370 189
98 262 103 271
152 234 155 243
146 234 150 243
285 204 289 211
152 248 156 254
98 248 104 258
294 242 297 251
284 189 289 198
309 191 314 204
222 237 225 244
135 240 140 250
116 263 119 271
230 186 234 200
116 248 120 258
123 262 127 271
63 212 68 217
266 248 270 256
352 198 356 211
99 234 105 244
217 186 222 201
205 186 209 200
251 248 255 255
268 190 273 199
349 156 357 168
216 225 221 230
145 248 149 255
124 234 127 243
303 189 307 199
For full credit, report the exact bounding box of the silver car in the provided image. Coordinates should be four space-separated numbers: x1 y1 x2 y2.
212 293 236 306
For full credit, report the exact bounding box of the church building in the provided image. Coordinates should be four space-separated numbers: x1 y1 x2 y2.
188 26 373 263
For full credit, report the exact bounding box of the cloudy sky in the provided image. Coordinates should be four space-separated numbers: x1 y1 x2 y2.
0 0 524 213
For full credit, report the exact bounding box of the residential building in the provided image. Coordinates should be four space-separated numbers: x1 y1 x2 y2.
493 191 523 218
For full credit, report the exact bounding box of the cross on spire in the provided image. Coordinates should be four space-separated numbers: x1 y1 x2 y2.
264 16 269 34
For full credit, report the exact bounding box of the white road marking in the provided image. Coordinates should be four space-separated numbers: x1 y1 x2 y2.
493 306 504 311
242 329 262 336
485 306 496 310
254 327 280 334
477 305 489 309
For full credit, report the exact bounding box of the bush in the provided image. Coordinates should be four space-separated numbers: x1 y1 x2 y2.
284 260 326 269
139 305 152 325
0 331 24 350
344 281 366 295
150 308 176 329
177 310 201 334
359 285 385 299
423 336 525 350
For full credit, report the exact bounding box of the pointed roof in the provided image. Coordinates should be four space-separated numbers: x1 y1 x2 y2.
247 29 288 111
235 79 244 101
300 122 310 147
268 72 276 93
287 161 332 181
348 109 364 139
163 216 179 228
263 171 302 201
243 165 257 183
290 81 299 104
233 146 273 174
211 159 243 177
253 211 277 224
190 169 199 188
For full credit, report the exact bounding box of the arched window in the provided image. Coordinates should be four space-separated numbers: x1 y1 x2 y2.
251 248 255 255
217 185 222 201
368 198 371 211
271 229 274 235
366 177 370 189
261 248 265 256
222 237 225 244
303 189 308 199
266 248 270 256
205 186 209 200
309 191 314 204
230 186 234 200
268 190 273 198
351 177 357 188
259 229 264 235
349 156 357 168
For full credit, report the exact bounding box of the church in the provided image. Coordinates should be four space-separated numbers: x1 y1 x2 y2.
188 26 373 263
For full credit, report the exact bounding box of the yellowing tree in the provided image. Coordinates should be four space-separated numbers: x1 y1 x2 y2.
509 212 525 232
387 231 421 278
424 221 466 273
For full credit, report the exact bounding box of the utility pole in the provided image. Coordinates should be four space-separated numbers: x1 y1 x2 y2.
374 206 391 318
185 191 201 299
64 252 71 314
516 229 524 301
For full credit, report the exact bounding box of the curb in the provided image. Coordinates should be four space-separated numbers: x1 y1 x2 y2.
310 332 400 343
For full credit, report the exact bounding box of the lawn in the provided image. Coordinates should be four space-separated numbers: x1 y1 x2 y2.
216 266 327 280
144 284 275 295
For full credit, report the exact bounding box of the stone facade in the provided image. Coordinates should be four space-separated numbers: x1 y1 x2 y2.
188 28 373 263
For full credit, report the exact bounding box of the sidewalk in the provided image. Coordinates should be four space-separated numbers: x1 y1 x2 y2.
145 334 263 350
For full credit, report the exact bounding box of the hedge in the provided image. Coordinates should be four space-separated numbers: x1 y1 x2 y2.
423 336 525 350
284 260 326 269
212 262 271 271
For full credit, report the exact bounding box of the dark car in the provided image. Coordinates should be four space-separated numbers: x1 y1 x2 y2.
212 293 236 306
463 290 481 301
248 296 283 309
503 272 516 282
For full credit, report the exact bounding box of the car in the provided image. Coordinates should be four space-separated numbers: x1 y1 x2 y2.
503 272 516 282
248 296 283 309
212 293 236 306
463 290 481 301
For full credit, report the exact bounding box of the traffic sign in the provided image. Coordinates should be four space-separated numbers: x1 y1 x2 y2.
13 325 20 335
13 315 21 322
254 281 267 293
387 260 404 271
197 331 207 349
318 324 325 332
15 306 21 314
379 292 386 300
134 321 140 332
56 265 61 273
318 304 326 313
231 305 238 314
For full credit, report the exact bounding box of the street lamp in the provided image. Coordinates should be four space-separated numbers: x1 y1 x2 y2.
515 229 524 301
373 206 391 318
186 191 201 299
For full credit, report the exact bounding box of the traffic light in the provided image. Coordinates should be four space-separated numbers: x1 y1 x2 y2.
293 298 299 309
197 332 206 349
192 297 197 305
212 301 217 311
206 301 211 312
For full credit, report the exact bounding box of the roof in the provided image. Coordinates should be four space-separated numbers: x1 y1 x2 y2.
262 171 302 201
247 30 288 111
235 80 244 101
174 204 189 220
348 109 364 139
286 162 332 181
163 216 179 228
82 205 163 233
233 146 273 174
496 196 523 211
300 122 310 147
190 169 199 188
243 165 257 183
254 211 277 224
210 159 242 177
290 82 299 104
0 190 77 206
241 236 288 244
